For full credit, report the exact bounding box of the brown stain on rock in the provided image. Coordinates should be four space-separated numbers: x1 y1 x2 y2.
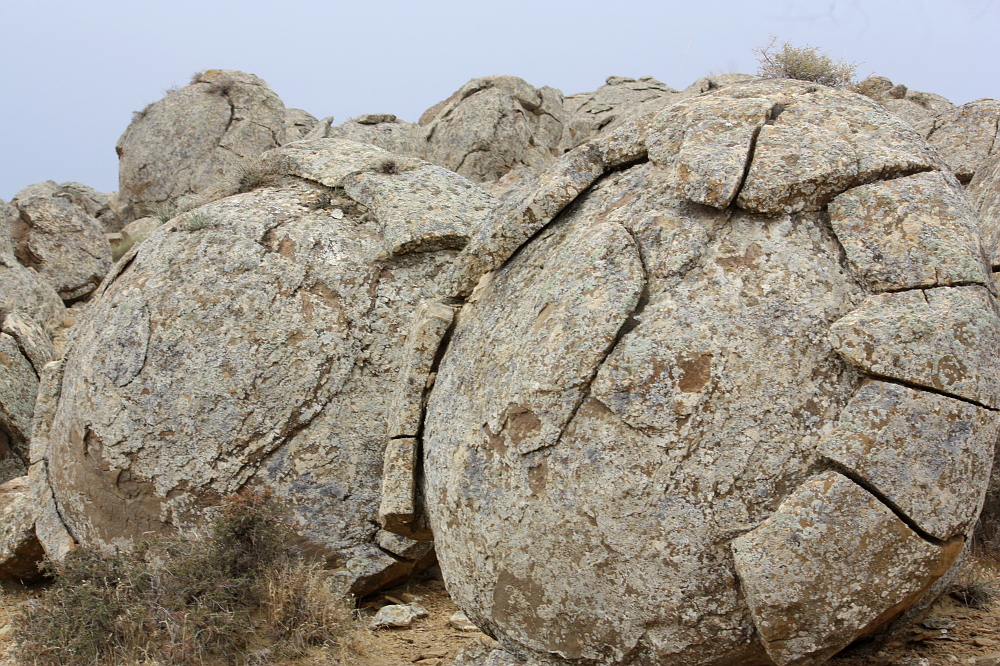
716 242 763 270
678 352 713 393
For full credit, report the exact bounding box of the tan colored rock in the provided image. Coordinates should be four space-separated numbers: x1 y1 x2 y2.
1 309 54 375
343 165 493 255
927 99 1000 182
416 80 995 666
820 380 999 539
420 75 566 184
828 171 990 291
282 108 318 143
27 360 75 562
12 195 112 301
116 69 286 220
0 333 37 476
310 113 427 158
280 137 424 187
379 437 419 537
732 81 942 214
647 93 773 208
829 286 1000 408
881 87 955 138
0 477 45 582
386 301 455 439
41 140 486 596
732 471 961 666
0 253 63 336
558 75 678 153
968 151 1000 267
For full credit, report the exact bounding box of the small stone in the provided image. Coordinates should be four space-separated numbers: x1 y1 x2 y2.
921 616 956 630
448 610 480 632
409 602 430 619
331 208 344 219
400 592 423 603
370 604 423 629
975 638 998 647
414 650 448 661
415 660 442 666
975 652 1000 666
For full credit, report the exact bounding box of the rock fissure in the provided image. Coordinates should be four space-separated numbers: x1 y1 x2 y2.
857 370 998 413
820 458 952 546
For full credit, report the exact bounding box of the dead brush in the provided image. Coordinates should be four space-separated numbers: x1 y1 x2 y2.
231 153 294 194
754 35 860 88
949 555 1000 609
12 489 357 666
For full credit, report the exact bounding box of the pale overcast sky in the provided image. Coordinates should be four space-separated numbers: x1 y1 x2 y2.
1 0 997 200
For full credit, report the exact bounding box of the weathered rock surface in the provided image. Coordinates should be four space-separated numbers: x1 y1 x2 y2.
420 76 566 184
968 151 1000 268
0 201 64 334
828 171 990 291
558 75 678 153
927 99 1000 182
307 114 428 158
411 80 999 666
282 108 318 143
38 139 490 596
116 69 287 220
0 477 45 582
11 195 112 300
733 471 961 666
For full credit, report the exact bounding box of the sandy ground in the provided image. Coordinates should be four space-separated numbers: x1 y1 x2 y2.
0 560 997 666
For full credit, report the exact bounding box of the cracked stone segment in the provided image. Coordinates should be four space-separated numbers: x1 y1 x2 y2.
117 69 287 221
829 285 1000 408
386 301 455 439
646 93 773 208
732 471 962 666
379 437 418 534
969 151 1000 268
439 142 609 298
927 99 1000 182
279 137 424 188
0 477 45 582
1 310 54 376
342 165 493 255
820 380 1000 540
0 333 37 466
432 210 643 460
829 171 991 292
14 195 112 301
41 175 457 596
734 82 941 215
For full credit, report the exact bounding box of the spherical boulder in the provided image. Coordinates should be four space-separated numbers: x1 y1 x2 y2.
420 80 999 666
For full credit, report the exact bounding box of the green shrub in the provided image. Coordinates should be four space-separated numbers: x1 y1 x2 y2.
754 36 859 87
12 489 354 666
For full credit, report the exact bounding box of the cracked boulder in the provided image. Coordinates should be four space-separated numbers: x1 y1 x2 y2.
0 200 65 332
415 80 998 666
927 98 1000 183
304 113 428 159
419 75 566 185
36 139 492 596
0 477 45 582
10 195 112 301
116 69 287 221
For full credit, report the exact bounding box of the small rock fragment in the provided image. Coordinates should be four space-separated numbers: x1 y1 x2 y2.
448 610 480 632
370 603 425 629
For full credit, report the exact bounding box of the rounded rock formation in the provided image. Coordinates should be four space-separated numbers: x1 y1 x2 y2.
416 80 999 666
36 138 492 596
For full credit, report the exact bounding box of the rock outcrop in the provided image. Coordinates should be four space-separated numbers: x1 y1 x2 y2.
419 75 566 185
116 69 287 221
383 80 1000 666
9 195 112 301
306 114 428 159
0 201 64 332
36 138 492 597
0 477 45 582
927 99 1000 182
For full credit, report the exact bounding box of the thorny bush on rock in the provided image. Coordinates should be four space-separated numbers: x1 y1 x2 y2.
12 489 361 666
754 35 860 87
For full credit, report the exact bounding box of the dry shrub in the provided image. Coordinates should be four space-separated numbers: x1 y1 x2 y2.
111 231 151 262
949 553 999 609
231 153 294 194
12 489 357 666
754 36 859 88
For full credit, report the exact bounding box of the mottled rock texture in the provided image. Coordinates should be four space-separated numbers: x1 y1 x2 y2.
308 114 428 159
0 201 67 336
0 477 45 582
411 80 998 666
37 139 490 596
11 195 112 301
969 151 1000 268
116 69 286 221
927 99 1000 182
420 75 566 184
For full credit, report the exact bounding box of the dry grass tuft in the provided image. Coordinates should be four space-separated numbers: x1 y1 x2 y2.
12 489 360 666
949 554 1000 610
231 153 295 194
754 36 860 88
